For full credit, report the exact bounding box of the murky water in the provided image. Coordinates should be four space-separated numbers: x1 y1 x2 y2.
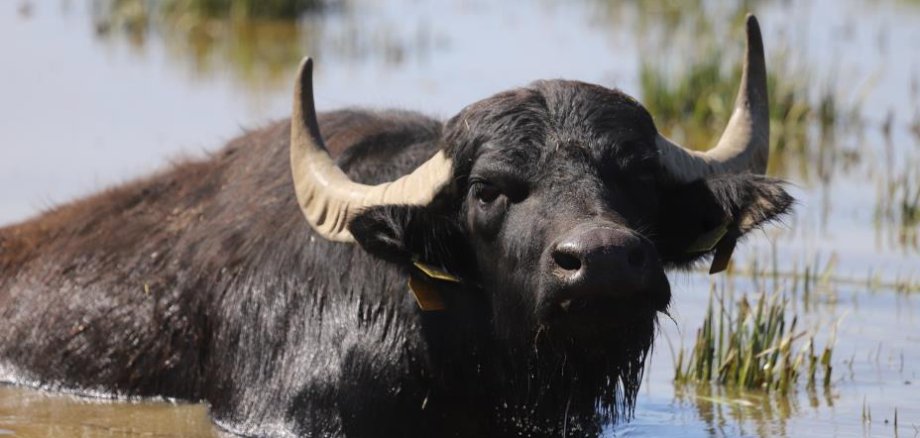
0 386 216 437
1 0 919 436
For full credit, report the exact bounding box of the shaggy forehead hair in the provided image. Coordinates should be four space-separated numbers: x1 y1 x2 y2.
443 80 662 184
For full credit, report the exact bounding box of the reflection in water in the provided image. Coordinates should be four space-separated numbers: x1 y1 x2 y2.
674 384 799 437
684 382 839 438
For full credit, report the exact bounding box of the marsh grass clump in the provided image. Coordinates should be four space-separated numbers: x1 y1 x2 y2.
639 49 858 182
92 0 325 92
162 0 324 21
93 0 323 33
641 54 823 156
674 287 835 394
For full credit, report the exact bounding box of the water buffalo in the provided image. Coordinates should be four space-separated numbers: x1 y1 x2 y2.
0 15 791 437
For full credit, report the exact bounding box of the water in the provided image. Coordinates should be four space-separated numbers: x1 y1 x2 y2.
0 386 216 437
1 0 919 436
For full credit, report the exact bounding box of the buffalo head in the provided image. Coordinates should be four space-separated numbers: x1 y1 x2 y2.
288 14 791 426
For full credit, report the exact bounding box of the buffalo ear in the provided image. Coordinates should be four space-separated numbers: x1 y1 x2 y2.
348 205 417 265
655 174 794 269
349 205 470 274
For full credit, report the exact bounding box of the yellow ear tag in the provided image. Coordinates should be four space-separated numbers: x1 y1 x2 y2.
407 259 458 312
412 260 461 283
408 276 447 311
709 236 737 275
686 220 730 253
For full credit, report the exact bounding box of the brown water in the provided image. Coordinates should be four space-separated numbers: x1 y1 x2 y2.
0 386 216 437
1 0 919 436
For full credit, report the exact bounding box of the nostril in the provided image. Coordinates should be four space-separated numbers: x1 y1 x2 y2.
626 247 645 267
552 250 582 272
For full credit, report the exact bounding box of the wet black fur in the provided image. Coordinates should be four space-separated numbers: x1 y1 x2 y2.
0 80 792 437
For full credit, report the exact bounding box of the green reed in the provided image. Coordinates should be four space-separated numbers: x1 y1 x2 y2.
674 287 835 394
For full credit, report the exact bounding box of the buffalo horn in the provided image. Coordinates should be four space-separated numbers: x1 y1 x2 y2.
290 58 453 242
656 14 770 182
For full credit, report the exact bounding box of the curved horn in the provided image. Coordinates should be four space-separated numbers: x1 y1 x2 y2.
657 14 770 183
290 58 453 242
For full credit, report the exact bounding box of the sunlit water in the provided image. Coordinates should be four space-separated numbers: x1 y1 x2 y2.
1 0 919 436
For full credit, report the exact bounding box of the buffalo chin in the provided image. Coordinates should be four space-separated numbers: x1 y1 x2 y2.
481 278 666 429
481 308 658 434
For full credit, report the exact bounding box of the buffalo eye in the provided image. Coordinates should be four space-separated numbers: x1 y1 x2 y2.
472 181 502 204
467 179 509 240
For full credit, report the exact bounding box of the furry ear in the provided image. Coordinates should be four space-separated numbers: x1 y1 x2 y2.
348 206 417 265
348 205 471 277
655 174 794 269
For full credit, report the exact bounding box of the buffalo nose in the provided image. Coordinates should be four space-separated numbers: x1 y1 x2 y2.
548 226 654 301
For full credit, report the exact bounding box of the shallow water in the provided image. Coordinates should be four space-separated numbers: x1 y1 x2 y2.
0 386 216 437
1 0 919 436
624 273 920 437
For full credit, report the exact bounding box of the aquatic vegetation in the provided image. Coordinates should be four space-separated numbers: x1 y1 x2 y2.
640 53 854 180
629 0 864 185
94 0 323 26
91 0 322 93
875 160 920 251
673 287 836 394
90 0 431 94
163 0 324 20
